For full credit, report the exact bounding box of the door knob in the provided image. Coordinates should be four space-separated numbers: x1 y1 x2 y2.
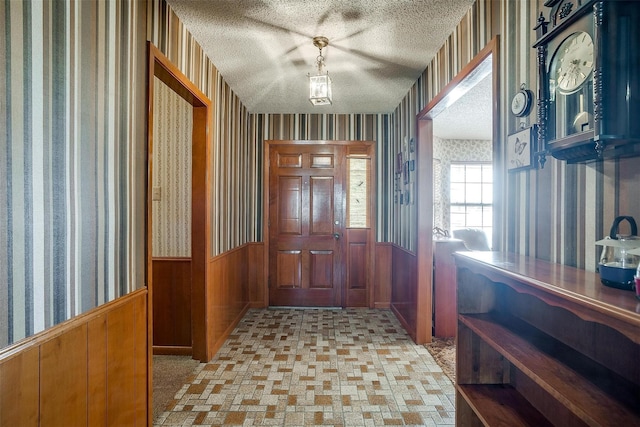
333 233 341 240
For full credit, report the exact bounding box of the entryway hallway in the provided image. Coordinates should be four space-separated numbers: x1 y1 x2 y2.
154 308 455 426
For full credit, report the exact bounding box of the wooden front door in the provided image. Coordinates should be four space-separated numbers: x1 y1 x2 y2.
268 144 345 306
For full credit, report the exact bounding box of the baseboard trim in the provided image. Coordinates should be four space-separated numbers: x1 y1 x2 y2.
153 345 192 356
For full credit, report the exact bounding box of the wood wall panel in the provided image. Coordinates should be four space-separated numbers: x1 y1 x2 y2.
40 324 88 426
207 245 251 357
88 314 108 427
433 239 467 338
0 290 148 427
390 245 418 341
152 258 192 349
248 243 266 307
374 243 393 308
106 302 137 426
133 294 148 426
0 346 39 427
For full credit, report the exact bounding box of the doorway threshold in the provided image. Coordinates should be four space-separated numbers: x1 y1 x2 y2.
268 306 343 310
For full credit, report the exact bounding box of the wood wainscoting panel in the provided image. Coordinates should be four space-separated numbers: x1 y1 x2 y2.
390 244 418 341
133 293 148 425
248 243 265 307
88 314 108 427
207 245 251 357
374 243 393 308
152 258 192 351
40 323 88 426
0 346 39 427
106 301 137 426
0 289 148 427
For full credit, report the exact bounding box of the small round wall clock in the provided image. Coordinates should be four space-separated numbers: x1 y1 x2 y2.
511 84 534 117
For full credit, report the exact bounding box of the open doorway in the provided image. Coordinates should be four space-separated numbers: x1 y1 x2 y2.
414 37 500 343
432 72 494 249
146 42 212 421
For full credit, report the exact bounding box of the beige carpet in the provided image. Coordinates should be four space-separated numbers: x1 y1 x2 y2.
425 337 456 383
152 355 201 422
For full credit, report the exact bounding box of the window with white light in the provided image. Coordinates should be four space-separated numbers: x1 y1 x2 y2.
450 162 492 242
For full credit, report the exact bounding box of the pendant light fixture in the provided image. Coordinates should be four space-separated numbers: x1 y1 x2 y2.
308 36 332 106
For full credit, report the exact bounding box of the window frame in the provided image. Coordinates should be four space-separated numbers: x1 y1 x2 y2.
449 161 493 237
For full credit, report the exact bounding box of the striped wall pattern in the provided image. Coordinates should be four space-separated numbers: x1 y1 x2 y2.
0 0 147 348
133 0 638 300
387 0 499 252
497 0 640 271
147 0 256 256
248 113 392 242
389 0 639 271
152 76 192 258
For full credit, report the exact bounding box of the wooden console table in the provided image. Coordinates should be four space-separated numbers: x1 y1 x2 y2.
454 251 640 426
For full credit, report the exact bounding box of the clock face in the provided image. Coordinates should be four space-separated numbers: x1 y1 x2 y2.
511 92 526 115
511 90 533 117
553 31 594 94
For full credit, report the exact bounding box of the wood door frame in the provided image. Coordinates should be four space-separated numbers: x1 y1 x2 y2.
415 36 500 344
263 140 377 308
146 42 213 422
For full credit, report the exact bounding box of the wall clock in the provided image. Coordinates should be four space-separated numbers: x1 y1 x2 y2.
553 31 593 95
533 0 640 164
511 84 534 117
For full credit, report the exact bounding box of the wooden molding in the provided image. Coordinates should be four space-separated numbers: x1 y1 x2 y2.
146 42 213 370
153 345 192 356
414 35 500 345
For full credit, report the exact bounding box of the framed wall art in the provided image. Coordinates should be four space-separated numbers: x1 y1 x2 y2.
507 125 536 172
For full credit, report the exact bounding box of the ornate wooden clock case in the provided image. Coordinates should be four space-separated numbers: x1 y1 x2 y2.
534 0 640 164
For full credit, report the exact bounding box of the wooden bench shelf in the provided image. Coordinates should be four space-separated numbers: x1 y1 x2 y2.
460 314 639 425
454 252 640 427
457 384 552 427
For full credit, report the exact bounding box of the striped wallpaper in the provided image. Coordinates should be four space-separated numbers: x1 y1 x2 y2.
147 0 255 256
498 0 640 271
152 76 192 258
383 0 501 251
401 0 640 271
248 113 392 242
1 0 146 347
149 0 640 269
4 0 638 349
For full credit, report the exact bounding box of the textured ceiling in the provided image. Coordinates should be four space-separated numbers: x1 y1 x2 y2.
432 73 493 140
165 0 476 115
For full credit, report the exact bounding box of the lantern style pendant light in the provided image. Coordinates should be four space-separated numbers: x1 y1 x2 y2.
309 36 332 106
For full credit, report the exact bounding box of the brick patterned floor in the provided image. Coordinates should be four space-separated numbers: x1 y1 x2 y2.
154 308 455 426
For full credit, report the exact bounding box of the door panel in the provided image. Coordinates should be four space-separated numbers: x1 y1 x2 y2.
278 153 302 167
278 177 302 235
269 145 344 307
310 153 334 168
310 177 334 235
309 250 334 288
276 250 302 288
